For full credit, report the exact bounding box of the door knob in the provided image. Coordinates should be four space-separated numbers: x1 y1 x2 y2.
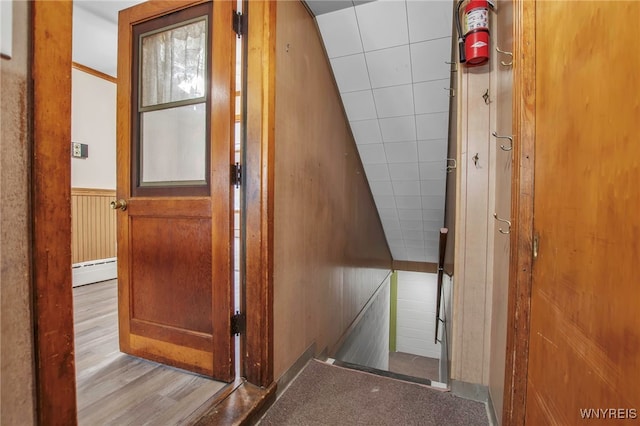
110 199 127 211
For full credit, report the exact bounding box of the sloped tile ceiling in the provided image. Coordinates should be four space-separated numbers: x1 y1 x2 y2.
307 0 453 263
75 0 453 264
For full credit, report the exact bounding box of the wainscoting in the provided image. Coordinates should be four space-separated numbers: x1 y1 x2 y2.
71 188 117 286
71 188 116 264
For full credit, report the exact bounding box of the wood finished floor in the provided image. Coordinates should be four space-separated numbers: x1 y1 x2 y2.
74 280 227 425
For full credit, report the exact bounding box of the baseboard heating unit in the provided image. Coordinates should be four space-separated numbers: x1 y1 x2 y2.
72 257 117 287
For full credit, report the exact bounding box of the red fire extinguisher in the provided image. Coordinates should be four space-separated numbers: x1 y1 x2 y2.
456 0 491 67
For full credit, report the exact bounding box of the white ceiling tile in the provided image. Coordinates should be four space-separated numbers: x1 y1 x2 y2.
424 229 440 241
382 219 402 235
390 246 407 259
387 238 405 247
343 90 377 121
384 141 417 164
350 119 382 144
389 162 419 180
316 8 363 58
423 209 444 222
373 84 414 118
363 163 391 181
407 248 427 262
420 179 445 197
416 112 449 140
365 45 412 88
413 79 450 115
379 115 416 143
403 235 424 245
410 38 452 82
357 143 387 164
394 196 422 209
385 228 401 239
374 195 396 209
382 217 401 230
307 0 355 17
417 139 447 162
419 161 446 180
402 228 420 239
355 0 408 51
331 54 371 93
398 209 423 221
400 220 423 230
407 1 453 43
392 180 420 196
377 207 398 220
424 220 443 231
314 1 456 261
404 239 425 249
424 248 438 263
370 180 394 196
422 195 446 209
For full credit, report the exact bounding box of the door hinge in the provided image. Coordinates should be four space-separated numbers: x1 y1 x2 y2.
232 11 246 38
231 311 246 335
231 162 242 188
533 234 539 260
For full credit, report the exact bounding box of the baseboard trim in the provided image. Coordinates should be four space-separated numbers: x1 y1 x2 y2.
450 379 489 402
275 342 316 398
487 389 500 426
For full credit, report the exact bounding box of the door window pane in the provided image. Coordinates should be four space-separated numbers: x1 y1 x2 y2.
140 103 206 185
140 18 207 108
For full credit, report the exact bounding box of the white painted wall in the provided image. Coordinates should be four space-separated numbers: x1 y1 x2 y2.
335 277 390 371
396 271 440 359
71 68 116 189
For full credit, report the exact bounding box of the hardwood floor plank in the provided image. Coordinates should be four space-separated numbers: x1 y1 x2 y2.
74 280 228 425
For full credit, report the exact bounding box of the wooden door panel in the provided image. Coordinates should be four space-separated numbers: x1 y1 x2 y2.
130 217 213 333
116 0 235 381
527 1 640 422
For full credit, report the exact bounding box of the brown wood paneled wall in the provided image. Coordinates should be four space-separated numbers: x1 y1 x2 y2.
271 1 392 380
71 188 116 264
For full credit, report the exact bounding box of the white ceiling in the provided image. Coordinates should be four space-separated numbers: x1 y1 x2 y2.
73 0 144 76
74 0 453 264
309 0 453 263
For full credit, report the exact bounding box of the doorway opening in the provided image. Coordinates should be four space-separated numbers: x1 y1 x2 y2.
329 270 451 387
70 1 244 422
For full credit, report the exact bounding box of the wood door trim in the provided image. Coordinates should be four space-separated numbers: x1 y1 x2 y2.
32 0 275 418
243 0 276 388
72 62 117 84
32 1 77 423
502 0 536 424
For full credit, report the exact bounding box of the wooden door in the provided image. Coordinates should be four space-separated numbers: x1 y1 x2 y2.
526 1 640 423
115 0 236 381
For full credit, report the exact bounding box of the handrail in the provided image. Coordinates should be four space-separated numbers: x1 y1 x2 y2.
434 228 448 344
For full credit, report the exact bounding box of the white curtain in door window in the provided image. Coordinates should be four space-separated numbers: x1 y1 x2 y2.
141 19 207 108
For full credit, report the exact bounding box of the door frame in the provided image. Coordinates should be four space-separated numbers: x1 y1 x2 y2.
31 0 275 421
502 0 536 425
